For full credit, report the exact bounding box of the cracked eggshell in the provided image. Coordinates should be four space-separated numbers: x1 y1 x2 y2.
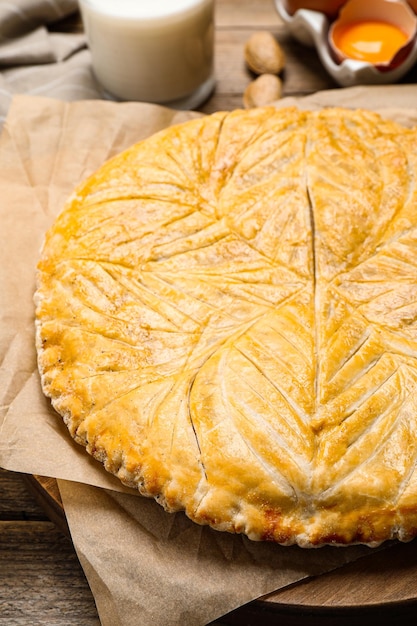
282 1 346 19
274 0 417 85
329 0 417 69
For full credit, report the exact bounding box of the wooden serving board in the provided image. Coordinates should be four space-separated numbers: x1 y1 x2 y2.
26 474 417 625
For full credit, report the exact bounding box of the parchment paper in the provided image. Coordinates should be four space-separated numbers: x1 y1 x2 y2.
1 86 417 625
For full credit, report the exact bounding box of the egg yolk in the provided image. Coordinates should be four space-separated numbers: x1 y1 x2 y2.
332 21 409 64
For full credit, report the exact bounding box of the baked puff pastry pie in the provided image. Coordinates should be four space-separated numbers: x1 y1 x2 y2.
35 106 417 547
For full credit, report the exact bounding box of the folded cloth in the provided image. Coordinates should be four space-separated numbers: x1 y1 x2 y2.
0 0 80 36
0 26 86 66
0 0 104 129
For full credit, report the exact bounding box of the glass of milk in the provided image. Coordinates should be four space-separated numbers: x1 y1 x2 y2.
79 0 215 109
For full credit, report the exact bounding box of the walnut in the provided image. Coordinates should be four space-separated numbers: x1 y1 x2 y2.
243 74 283 108
244 31 285 75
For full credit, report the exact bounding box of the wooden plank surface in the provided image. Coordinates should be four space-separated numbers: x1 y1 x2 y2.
0 469 100 625
22 476 417 611
3 470 417 626
198 0 336 113
3 1 417 624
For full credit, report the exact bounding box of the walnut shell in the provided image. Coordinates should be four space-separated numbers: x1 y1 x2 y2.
244 31 285 75
243 74 283 109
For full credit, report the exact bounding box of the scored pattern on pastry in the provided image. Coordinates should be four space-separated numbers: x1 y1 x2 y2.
35 107 417 546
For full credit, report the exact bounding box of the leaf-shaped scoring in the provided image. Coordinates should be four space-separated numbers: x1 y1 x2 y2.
36 107 417 545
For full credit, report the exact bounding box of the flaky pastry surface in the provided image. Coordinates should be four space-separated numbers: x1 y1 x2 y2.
35 107 417 547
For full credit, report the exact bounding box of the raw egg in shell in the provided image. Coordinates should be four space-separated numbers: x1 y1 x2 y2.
329 0 417 69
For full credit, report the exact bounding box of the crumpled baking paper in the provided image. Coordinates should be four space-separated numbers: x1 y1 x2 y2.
2 87 417 625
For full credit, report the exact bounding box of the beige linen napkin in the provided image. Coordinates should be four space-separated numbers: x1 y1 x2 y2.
0 0 102 127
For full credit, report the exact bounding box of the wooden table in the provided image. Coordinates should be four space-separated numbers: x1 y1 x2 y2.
3 1 417 624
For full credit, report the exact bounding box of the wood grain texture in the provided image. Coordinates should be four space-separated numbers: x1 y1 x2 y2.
6 471 417 626
0 471 100 625
268 539 417 607
5 456 417 624
0 469 47 521
24 475 70 536
24 475 417 611
216 0 283 27
200 24 335 114
3 0 417 624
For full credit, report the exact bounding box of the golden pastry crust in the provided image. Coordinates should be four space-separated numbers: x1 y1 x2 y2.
35 106 417 547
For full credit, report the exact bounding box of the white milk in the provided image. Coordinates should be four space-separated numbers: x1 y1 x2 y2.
79 0 215 107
